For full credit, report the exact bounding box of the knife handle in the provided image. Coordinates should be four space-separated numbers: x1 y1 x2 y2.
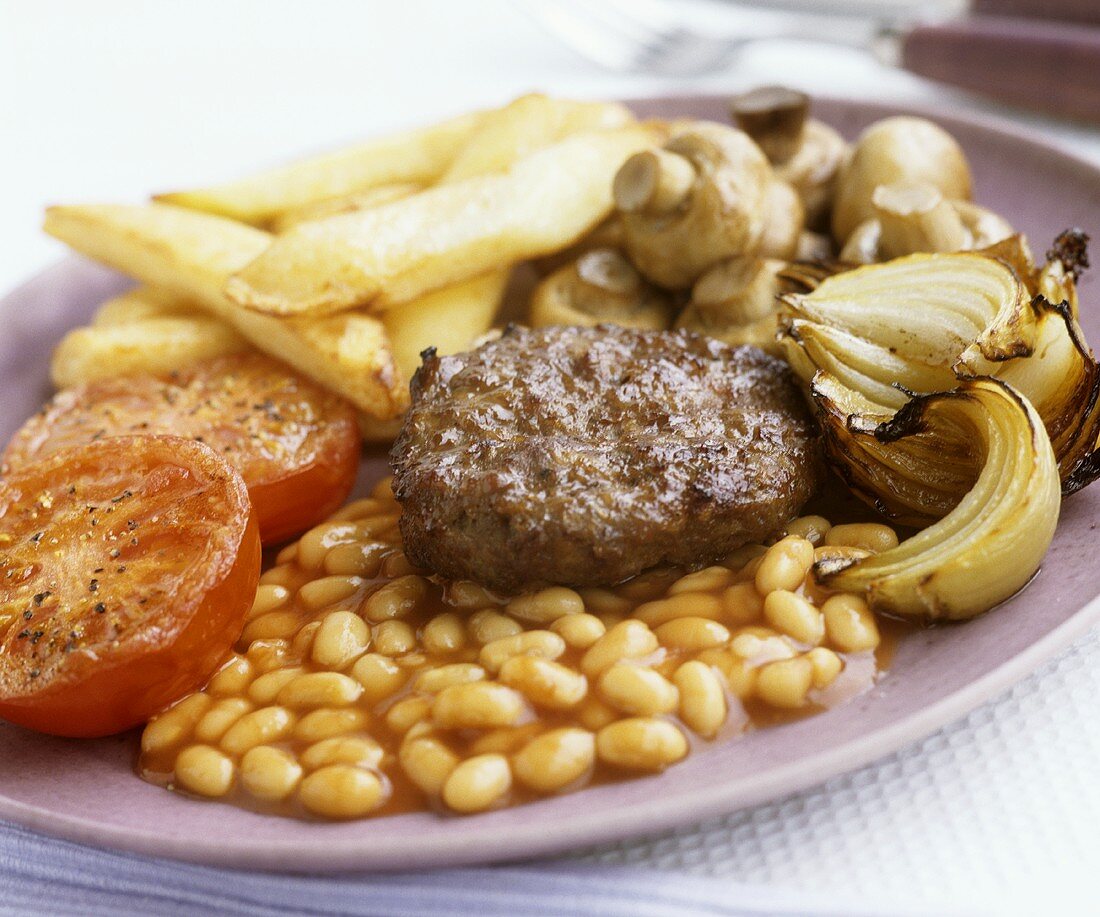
973 0 1100 26
900 15 1100 123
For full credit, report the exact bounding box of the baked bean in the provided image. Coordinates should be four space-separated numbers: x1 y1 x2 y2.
373 620 417 656
274 542 298 566
467 722 544 756
598 664 678 716
825 523 898 553
278 672 363 707
730 631 796 665
290 621 321 659
294 707 368 743
550 613 606 649
756 656 813 708
654 617 730 651
297 575 364 612
577 588 633 617
432 682 527 729
422 612 467 654
323 541 386 577
467 609 523 644
616 568 679 602
383 696 433 733
807 647 843 689
248 584 291 620
351 653 407 701
674 661 727 738
241 611 302 644
499 656 587 709
581 620 658 677
512 728 595 793
300 736 383 771
141 693 212 754
248 667 305 705
822 594 881 652
784 515 832 546
763 590 825 646
576 696 619 731
722 583 765 625
596 718 687 771
506 587 584 624
668 566 736 596
442 754 511 813
324 497 380 521
207 656 253 697
445 580 497 610
246 638 292 674
380 551 419 577
399 734 459 794
299 765 386 818
258 564 301 589
194 698 252 744
220 706 295 755
723 543 768 571
633 593 724 628
297 521 360 572
414 663 487 694
479 630 566 674
364 575 430 622
755 536 815 595
175 745 235 797
312 610 371 669
240 746 303 801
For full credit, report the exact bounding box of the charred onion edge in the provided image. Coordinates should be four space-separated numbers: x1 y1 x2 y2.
1046 227 1090 280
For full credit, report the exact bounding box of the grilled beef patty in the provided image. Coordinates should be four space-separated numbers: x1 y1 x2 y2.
391 324 821 593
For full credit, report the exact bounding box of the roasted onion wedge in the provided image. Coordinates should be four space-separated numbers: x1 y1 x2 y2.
780 245 1100 491
813 375 1060 620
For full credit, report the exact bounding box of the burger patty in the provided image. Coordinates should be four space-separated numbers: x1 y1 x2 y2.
391 324 822 594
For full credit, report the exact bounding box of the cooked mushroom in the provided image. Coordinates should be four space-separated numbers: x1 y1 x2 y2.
759 180 805 260
730 86 848 231
528 247 675 331
613 122 772 289
676 257 784 354
832 116 972 243
729 86 809 164
839 182 1013 263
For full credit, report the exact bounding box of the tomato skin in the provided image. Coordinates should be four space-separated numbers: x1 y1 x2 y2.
2 354 362 546
0 436 260 737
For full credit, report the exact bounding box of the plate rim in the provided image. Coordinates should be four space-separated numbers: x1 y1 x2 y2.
1 91 1098 872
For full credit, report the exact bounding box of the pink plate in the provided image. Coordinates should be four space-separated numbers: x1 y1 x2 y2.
0 95 1098 872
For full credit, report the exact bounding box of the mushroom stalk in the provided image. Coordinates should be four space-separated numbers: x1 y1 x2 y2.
613 149 696 215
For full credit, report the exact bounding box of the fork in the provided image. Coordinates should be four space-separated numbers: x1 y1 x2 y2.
526 0 899 76
527 0 1100 122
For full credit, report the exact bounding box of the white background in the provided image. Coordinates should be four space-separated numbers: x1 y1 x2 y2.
2 1 1100 913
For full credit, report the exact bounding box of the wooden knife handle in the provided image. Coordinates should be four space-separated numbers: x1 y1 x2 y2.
901 15 1100 123
973 0 1100 26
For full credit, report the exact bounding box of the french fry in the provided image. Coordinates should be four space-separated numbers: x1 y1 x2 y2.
92 286 199 325
269 183 423 233
439 95 633 183
43 203 408 418
226 125 658 316
155 110 483 225
51 316 249 388
382 270 507 378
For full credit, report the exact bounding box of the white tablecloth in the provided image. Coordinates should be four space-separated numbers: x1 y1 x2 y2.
1 2 1099 913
